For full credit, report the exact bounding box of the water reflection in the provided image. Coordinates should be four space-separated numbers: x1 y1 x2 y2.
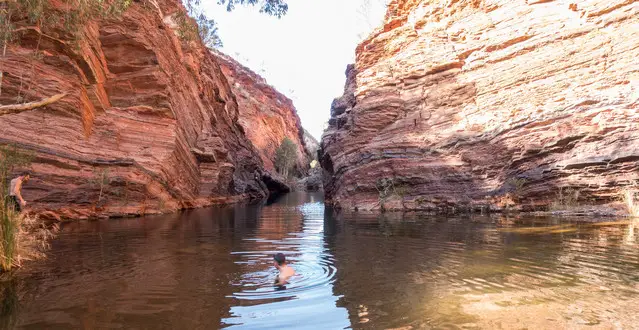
329 213 639 329
0 279 19 330
0 194 638 329
223 193 349 329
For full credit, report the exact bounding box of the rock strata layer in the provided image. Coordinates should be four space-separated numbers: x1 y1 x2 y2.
320 0 639 212
0 0 303 219
214 50 310 175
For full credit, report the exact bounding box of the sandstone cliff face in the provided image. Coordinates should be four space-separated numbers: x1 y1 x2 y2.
321 0 639 212
213 50 310 175
0 0 290 219
303 129 319 161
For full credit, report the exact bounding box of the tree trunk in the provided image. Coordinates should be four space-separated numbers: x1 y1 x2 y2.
0 93 67 115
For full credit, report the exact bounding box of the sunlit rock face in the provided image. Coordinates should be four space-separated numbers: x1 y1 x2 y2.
214 50 311 175
0 0 296 219
320 0 639 212
303 129 320 161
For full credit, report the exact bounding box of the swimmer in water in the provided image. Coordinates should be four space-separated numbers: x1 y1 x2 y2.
273 253 295 286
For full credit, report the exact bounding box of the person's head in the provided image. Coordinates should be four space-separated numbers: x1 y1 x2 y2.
21 171 30 182
273 253 286 267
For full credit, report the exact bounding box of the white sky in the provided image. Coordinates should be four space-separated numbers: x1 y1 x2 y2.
202 0 388 140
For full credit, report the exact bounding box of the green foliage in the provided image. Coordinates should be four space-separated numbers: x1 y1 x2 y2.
275 137 297 178
3 0 132 38
216 0 289 18
194 13 222 48
60 0 132 36
180 0 288 47
175 11 198 42
175 10 222 48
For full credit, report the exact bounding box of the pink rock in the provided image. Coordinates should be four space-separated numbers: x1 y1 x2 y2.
0 0 306 219
320 0 639 213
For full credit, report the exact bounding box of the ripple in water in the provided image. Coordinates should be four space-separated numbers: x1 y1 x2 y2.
229 252 337 300
228 201 336 301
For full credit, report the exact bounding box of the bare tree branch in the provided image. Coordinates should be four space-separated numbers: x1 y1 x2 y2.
0 93 67 115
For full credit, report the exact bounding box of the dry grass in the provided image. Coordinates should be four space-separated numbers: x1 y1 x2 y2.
622 189 639 217
0 212 58 272
549 188 580 211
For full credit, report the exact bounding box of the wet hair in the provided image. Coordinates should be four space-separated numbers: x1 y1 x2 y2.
273 253 286 265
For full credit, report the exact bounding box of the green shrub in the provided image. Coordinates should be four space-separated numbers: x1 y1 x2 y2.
275 137 297 178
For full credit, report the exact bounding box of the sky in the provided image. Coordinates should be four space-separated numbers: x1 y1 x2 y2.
202 0 388 140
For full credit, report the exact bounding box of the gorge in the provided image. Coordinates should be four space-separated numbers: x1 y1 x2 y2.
2 0 639 328
0 0 309 220
320 0 639 214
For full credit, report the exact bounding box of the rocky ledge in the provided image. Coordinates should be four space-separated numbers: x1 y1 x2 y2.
320 0 639 214
0 0 305 220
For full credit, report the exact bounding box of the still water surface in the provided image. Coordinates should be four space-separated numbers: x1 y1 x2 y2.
2 192 639 329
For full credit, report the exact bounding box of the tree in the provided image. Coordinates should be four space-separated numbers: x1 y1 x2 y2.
216 0 288 18
183 0 289 48
195 13 223 48
274 137 297 178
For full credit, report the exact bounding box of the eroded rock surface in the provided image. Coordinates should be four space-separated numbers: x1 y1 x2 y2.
0 0 297 219
303 129 320 161
214 50 310 175
321 0 639 212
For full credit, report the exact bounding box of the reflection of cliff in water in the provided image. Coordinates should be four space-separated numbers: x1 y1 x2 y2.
223 192 350 329
3 195 638 329
2 207 255 328
325 211 512 328
326 212 639 328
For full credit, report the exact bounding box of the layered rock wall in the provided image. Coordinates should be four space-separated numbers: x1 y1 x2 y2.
214 51 310 175
321 0 639 212
0 0 295 219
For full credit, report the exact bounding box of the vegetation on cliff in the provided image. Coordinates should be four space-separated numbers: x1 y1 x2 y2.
0 0 132 114
320 0 639 215
178 0 288 48
0 0 289 112
0 0 304 220
275 137 297 178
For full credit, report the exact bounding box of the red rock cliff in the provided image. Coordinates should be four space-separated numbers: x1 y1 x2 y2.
0 0 292 219
213 50 310 175
321 0 639 212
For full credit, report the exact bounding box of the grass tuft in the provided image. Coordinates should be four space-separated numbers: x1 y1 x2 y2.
0 211 57 272
622 189 639 217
